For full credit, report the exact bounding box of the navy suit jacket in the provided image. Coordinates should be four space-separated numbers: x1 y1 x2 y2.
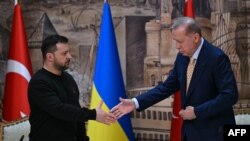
136 40 238 141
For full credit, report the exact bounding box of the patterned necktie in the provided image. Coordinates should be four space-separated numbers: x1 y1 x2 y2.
186 57 195 93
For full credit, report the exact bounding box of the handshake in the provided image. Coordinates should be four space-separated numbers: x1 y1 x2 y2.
95 98 136 125
97 97 196 125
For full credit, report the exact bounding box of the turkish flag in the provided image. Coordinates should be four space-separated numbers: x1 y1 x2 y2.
184 0 195 18
170 90 183 141
2 4 32 121
170 0 195 141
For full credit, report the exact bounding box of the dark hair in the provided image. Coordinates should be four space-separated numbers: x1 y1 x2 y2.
41 35 68 60
171 17 202 36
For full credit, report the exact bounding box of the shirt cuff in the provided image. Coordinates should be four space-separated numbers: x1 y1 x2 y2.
132 98 139 109
88 109 96 120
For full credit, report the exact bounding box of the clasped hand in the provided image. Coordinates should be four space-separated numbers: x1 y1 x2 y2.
179 106 196 120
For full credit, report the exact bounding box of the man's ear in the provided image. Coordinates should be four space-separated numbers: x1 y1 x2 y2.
46 53 54 62
194 33 200 43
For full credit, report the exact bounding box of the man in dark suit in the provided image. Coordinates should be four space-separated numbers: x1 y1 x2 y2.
111 17 238 141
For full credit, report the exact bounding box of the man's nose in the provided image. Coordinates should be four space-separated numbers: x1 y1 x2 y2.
176 43 181 49
67 53 72 59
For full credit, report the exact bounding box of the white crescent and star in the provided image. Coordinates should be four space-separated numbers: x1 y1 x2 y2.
7 59 31 82
6 59 31 117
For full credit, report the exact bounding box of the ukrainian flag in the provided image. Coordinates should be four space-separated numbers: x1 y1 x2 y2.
87 2 134 141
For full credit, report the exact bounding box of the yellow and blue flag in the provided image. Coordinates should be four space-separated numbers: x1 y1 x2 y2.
87 2 134 141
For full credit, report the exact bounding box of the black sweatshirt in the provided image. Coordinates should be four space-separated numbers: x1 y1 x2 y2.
28 68 96 141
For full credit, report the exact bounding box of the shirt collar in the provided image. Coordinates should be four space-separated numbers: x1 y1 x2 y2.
192 38 204 60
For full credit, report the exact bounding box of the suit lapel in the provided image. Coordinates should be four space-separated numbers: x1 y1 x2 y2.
181 57 190 97
186 41 209 99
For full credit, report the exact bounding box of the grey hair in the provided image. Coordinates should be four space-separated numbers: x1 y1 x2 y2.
171 17 202 36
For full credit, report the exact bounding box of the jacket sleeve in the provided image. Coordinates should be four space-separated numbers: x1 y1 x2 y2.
136 56 181 111
28 79 96 123
194 54 238 119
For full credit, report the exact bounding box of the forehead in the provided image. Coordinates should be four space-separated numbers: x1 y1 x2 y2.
55 43 70 51
172 25 187 34
172 26 187 40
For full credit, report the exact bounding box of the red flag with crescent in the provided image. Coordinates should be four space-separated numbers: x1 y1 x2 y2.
3 4 32 121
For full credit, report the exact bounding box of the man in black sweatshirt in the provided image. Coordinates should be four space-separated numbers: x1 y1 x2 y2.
28 35 115 141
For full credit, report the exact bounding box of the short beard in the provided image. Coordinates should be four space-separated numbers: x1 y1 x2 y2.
53 60 69 71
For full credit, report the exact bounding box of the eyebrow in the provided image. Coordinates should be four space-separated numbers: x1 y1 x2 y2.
174 38 182 42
